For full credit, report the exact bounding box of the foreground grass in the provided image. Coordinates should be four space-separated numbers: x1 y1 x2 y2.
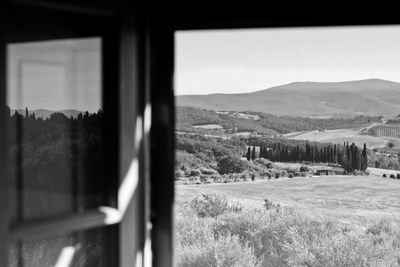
175 195 400 267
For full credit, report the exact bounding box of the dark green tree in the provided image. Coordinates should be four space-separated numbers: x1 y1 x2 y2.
251 145 256 161
218 156 250 174
246 147 251 161
362 143 368 171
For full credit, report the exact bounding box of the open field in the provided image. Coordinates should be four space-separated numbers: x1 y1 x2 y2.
284 128 389 148
192 124 224 129
176 173 400 229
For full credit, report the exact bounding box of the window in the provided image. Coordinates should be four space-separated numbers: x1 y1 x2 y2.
6 38 116 266
7 38 104 219
0 1 398 267
1 1 148 266
174 26 400 266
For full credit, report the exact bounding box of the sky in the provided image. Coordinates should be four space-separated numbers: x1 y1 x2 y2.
175 26 400 95
7 38 101 112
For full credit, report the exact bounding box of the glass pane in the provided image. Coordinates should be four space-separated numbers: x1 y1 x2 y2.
7 38 105 220
9 227 112 267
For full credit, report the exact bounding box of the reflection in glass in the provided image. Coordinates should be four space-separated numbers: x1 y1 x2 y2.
7 38 104 221
9 227 110 267
6 38 110 266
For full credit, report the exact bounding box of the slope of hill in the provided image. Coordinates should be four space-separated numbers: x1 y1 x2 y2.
176 106 380 135
176 79 400 117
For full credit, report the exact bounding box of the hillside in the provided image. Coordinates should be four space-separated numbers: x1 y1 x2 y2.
176 79 400 117
176 106 380 135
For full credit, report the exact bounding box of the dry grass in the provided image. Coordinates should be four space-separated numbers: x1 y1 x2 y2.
175 194 400 267
175 174 400 266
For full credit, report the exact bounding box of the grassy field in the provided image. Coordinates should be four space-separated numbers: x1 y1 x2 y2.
284 128 388 148
175 173 400 230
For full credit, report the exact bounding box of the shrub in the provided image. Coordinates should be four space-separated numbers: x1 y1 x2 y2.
176 196 400 267
201 168 218 175
264 198 280 210
200 175 208 183
251 173 256 181
210 175 219 182
190 169 202 176
175 169 185 179
288 173 294 178
383 174 387 178
397 174 400 179
176 233 256 267
188 176 197 183
264 198 281 210
190 194 242 218
217 156 251 174
275 172 280 179
213 234 257 267
255 158 271 167
367 219 397 236
300 166 309 172
390 174 396 179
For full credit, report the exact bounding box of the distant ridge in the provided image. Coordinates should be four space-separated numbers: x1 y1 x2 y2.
11 109 84 119
176 79 400 117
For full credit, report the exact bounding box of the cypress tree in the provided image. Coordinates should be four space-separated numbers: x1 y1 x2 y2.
346 143 351 171
246 147 251 161
362 143 368 171
334 144 338 164
349 143 355 171
305 143 311 162
251 146 256 161
354 146 361 170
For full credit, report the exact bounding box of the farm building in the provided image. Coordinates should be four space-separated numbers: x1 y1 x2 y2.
313 166 345 175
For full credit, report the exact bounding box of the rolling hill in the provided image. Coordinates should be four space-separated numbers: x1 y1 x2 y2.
176 106 380 135
176 79 400 117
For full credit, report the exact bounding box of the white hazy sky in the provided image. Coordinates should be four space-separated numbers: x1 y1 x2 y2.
7 38 101 112
175 26 400 95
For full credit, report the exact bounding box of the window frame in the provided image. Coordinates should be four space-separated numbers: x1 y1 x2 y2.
0 1 150 267
147 3 400 267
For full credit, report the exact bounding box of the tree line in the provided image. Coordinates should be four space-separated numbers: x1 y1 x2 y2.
7 106 106 213
246 142 368 172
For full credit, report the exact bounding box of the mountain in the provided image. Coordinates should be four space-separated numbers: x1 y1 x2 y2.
176 79 400 117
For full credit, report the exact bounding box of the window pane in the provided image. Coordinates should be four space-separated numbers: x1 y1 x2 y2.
174 27 400 266
9 227 113 267
7 38 106 220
